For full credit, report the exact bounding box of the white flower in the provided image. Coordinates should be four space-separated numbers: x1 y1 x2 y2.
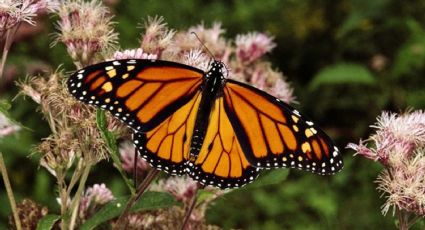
112 48 157 60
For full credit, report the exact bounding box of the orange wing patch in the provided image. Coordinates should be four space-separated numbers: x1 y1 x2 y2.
224 83 296 158
188 97 259 188
134 92 202 175
137 66 203 81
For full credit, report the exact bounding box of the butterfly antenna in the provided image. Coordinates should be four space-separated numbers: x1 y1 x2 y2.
191 32 215 60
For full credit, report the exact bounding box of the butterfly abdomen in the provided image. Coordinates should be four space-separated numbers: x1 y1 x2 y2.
188 62 225 157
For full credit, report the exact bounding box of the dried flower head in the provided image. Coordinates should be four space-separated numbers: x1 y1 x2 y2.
348 110 425 222
0 111 20 138
79 183 114 220
52 0 118 66
38 133 76 176
20 71 126 176
8 199 48 230
140 16 175 57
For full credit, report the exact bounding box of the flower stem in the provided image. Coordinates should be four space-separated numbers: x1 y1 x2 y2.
117 169 159 228
180 186 200 230
0 24 19 80
397 208 410 230
56 169 68 229
0 153 22 230
69 162 92 230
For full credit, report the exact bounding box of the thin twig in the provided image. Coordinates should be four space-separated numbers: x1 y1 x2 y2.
180 184 204 230
69 162 92 230
56 169 68 229
133 150 138 187
117 169 160 228
180 190 198 230
65 159 84 199
0 153 22 230
0 24 19 80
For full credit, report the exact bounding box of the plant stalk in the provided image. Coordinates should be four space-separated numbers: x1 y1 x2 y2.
0 24 19 80
117 169 159 228
0 153 22 230
68 162 92 230
180 186 200 230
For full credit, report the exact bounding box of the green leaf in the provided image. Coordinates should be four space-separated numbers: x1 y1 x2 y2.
80 192 176 230
96 109 135 194
309 63 376 90
337 0 390 37
96 108 108 130
0 100 11 112
244 168 289 189
36 214 60 230
197 189 218 204
392 19 425 77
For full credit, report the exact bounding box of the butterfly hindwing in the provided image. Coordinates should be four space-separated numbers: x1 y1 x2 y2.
133 91 203 175
187 97 260 189
223 79 343 175
67 59 203 132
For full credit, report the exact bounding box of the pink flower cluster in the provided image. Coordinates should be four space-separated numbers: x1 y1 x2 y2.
150 176 199 204
0 0 56 31
79 183 114 219
52 0 118 66
235 32 276 64
114 17 295 103
119 141 150 176
348 110 425 217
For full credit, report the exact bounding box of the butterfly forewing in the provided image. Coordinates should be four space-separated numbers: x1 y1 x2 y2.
223 79 343 175
67 59 203 132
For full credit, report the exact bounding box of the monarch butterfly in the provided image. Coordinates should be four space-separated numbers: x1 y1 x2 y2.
67 58 343 189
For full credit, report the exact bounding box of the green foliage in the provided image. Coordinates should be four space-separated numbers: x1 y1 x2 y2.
392 19 425 77
243 169 289 189
0 100 11 111
80 192 176 229
309 63 376 90
36 215 60 230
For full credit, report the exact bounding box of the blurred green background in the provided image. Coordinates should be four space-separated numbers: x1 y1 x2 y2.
1 0 425 229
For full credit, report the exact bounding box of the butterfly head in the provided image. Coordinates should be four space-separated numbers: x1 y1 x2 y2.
207 60 228 80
